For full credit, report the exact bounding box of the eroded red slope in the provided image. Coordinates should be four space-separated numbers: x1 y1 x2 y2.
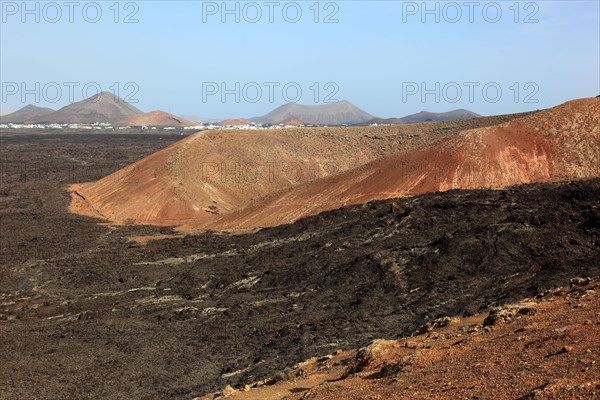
69 126 421 226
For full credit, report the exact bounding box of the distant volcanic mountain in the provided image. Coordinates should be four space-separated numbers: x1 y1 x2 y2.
399 109 481 123
41 91 142 124
370 109 481 125
116 110 194 127
218 118 253 126
252 100 373 125
1 104 55 124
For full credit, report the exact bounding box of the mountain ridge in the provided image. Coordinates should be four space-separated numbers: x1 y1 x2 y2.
1 104 56 124
252 100 373 125
369 109 481 125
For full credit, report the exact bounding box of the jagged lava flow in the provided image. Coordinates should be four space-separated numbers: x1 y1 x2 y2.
69 98 599 231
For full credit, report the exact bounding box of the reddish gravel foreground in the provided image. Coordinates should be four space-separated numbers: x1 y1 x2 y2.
200 278 600 400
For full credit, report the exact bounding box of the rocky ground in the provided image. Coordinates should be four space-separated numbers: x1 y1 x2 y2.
0 133 598 399
202 277 599 400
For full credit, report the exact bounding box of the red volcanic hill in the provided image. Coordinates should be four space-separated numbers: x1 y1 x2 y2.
69 126 406 227
276 117 305 126
116 110 195 127
69 98 599 231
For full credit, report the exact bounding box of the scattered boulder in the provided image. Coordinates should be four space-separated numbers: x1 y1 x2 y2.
77 311 95 320
415 316 460 334
222 385 236 396
570 277 591 286
483 302 537 326
344 339 395 376
389 201 405 214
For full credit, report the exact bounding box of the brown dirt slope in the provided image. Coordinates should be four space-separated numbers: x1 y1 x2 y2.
212 98 599 230
116 110 195 127
200 278 600 400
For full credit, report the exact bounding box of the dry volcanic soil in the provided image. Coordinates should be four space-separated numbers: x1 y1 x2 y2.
0 132 599 399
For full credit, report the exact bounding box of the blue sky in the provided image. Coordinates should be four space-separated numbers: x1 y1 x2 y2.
1 0 599 118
